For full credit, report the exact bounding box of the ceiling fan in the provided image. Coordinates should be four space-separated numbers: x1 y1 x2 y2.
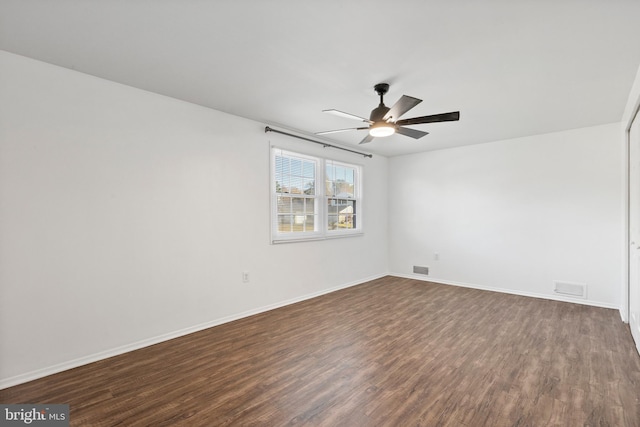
316 83 460 144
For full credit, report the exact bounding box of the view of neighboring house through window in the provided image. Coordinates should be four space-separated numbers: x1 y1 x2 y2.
272 148 362 243
326 160 357 231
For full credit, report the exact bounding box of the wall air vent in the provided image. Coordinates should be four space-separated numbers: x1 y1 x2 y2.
413 266 429 275
554 281 586 298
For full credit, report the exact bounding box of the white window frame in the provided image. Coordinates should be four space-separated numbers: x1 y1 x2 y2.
271 147 363 244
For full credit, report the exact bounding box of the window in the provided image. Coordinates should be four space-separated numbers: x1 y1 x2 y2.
271 148 362 243
326 160 357 231
273 151 319 236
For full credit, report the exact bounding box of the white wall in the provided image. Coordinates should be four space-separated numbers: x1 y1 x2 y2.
0 51 389 387
389 124 623 308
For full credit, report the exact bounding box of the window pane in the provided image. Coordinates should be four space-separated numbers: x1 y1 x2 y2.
275 156 287 193
326 163 356 199
276 153 317 196
280 175 291 193
326 164 334 181
341 166 355 197
327 199 357 230
292 213 306 231
339 200 355 229
278 215 292 232
277 196 292 214
290 158 302 177
326 164 334 197
345 168 354 185
326 179 335 197
306 214 315 229
303 161 314 178
275 155 289 176
303 179 315 195
305 198 315 214
336 181 352 197
279 213 318 233
290 201 315 232
328 214 338 230
290 176 303 194
327 199 338 230
291 198 305 221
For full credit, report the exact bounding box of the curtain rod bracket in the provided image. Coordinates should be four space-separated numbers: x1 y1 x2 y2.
264 126 373 158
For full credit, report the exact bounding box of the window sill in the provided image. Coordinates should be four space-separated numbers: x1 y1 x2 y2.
271 231 364 244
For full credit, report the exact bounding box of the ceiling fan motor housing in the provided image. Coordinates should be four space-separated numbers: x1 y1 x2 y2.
370 105 390 122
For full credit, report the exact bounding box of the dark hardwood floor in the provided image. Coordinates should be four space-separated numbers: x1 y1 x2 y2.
2 276 640 426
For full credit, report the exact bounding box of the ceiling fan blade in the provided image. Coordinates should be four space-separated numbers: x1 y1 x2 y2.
323 109 372 123
359 134 375 145
396 126 429 139
396 111 460 126
315 127 368 135
383 95 422 121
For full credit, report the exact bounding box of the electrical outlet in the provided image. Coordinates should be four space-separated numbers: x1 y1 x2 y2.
242 271 249 283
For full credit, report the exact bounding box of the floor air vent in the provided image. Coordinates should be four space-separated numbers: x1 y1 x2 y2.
554 281 586 298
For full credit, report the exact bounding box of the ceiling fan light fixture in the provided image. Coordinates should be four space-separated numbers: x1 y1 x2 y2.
369 122 395 137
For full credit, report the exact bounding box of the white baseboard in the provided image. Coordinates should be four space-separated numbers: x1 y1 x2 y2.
631 313 640 353
620 306 629 323
0 273 387 390
390 273 621 310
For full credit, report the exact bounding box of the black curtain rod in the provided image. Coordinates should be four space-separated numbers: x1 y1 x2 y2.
264 126 373 158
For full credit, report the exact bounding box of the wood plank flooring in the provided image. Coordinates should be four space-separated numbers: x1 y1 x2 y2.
2 276 640 426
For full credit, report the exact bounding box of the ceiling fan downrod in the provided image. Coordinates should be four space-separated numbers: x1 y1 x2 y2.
374 83 389 105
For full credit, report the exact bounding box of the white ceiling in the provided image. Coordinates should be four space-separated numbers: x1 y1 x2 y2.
1 1 640 157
